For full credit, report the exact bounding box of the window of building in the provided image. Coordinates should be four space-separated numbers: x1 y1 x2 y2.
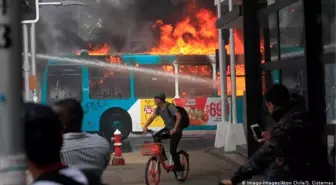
134 64 175 98
279 1 304 54
178 64 212 97
88 66 130 99
321 0 335 53
268 1 305 61
324 63 336 123
268 13 278 61
47 66 82 103
281 68 306 94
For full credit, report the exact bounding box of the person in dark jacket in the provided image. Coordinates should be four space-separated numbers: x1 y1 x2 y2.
290 92 306 109
221 84 330 184
257 93 306 143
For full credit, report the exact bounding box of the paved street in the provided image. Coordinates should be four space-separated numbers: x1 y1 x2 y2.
102 149 239 185
118 134 216 153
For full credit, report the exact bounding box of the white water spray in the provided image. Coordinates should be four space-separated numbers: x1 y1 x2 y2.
35 54 217 87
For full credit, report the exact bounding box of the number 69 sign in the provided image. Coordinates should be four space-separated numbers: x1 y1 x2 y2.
205 102 221 117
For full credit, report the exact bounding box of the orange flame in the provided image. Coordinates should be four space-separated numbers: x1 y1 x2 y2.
225 30 244 55
147 4 249 96
76 44 111 56
216 65 246 96
87 44 110 56
162 65 174 73
149 9 218 55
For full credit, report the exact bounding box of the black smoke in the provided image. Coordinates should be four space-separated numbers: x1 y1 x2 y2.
36 0 215 54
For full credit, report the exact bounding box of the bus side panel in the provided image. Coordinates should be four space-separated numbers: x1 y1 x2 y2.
131 97 245 133
82 100 137 132
174 97 244 131
81 64 137 138
131 98 175 132
127 99 142 132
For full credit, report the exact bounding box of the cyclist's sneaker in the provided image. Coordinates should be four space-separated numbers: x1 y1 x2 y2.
175 171 184 179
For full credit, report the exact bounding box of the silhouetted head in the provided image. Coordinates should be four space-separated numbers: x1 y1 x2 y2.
154 92 166 105
53 98 83 133
24 103 62 169
265 84 290 113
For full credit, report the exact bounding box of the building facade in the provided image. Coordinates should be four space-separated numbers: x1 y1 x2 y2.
215 0 335 164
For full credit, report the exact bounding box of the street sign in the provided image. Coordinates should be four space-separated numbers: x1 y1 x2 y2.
21 0 39 24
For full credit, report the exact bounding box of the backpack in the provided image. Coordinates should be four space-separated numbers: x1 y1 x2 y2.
166 103 190 129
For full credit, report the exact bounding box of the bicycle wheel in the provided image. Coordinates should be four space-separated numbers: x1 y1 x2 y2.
145 156 161 185
173 150 189 182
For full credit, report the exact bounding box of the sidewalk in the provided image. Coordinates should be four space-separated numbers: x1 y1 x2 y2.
102 149 239 184
207 147 265 182
206 147 248 166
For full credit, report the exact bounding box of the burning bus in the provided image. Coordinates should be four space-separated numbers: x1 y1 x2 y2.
41 53 245 140
40 6 247 140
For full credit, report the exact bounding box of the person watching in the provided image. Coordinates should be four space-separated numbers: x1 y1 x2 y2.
53 99 111 177
220 84 331 184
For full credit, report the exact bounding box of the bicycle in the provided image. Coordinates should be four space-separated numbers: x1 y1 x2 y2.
141 129 190 185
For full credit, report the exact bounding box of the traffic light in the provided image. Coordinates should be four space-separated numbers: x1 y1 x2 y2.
22 0 39 23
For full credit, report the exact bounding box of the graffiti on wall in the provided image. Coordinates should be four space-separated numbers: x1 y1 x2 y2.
83 100 107 115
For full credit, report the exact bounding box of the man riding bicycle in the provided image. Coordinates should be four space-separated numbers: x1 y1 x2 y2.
143 92 184 177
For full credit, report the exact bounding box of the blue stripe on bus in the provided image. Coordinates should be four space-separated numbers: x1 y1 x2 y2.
122 55 176 64
185 125 217 130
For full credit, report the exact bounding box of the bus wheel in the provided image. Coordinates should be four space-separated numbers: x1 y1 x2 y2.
99 107 132 141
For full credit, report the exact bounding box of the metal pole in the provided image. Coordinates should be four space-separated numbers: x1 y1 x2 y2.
229 0 237 124
0 0 26 184
174 64 180 98
30 24 36 78
23 24 30 101
30 23 37 101
39 2 62 5
217 0 228 122
77 6 80 37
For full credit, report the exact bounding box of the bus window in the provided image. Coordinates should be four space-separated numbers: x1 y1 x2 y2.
47 66 82 103
178 64 212 97
134 65 175 98
88 66 130 99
